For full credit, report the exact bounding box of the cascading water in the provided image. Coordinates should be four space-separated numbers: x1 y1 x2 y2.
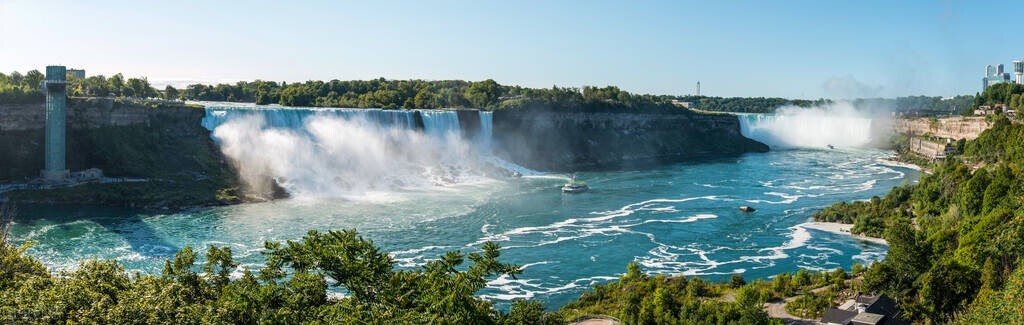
737 103 885 149
478 111 493 152
419 110 461 138
201 104 506 198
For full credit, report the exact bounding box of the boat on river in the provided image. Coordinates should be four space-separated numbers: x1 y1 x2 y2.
562 175 589 193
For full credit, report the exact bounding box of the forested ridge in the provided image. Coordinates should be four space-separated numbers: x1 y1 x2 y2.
4 69 977 116
812 115 1024 323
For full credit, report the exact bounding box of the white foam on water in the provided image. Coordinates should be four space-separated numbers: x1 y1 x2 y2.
467 196 722 248
482 274 618 301
747 225 812 262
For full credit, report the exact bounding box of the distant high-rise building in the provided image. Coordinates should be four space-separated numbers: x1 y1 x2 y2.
67 69 85 79
983 62 1014 90
1015 60 1023 84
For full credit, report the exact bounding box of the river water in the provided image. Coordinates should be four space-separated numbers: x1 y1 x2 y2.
8 104 917 308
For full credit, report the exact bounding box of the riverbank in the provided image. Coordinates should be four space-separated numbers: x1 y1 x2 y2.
801 221 888 245
876 158 921 172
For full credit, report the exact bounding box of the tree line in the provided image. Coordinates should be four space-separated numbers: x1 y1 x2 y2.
3 69 981 116
973 82 1024 111
0 70 161 103
178 79 688 113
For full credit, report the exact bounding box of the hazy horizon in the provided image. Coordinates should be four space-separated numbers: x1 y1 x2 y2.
3 0 1022 99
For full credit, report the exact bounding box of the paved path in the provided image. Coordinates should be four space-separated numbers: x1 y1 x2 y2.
570 319 620 325
764 296 818 324
569 316 621 325
762 277 860 324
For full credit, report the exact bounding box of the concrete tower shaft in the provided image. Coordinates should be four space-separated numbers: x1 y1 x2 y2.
42 65 69 182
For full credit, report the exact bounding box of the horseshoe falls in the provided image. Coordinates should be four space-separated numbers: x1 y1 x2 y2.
9 103 918 309
737 104 888 149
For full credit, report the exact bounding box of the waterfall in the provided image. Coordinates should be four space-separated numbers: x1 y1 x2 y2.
478 111 493 153
737 104 883 149
418 110 461 138
200 104 507 198
202 106 417 132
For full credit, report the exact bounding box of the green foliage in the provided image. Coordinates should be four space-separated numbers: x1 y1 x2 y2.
956 266 1024 324
176 78 692 113
679 95 975 115
977 82 1024 109
812 120 1024 323
1 70 163 101
561 263 859 324
677 95 825 113
0 228 527 323
784 290 834 319
729 274 746 288
0 70 45 104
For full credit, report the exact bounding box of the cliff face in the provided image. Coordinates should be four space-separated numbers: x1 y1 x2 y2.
894 117 991 140
0 98 241 208
493 110 768 171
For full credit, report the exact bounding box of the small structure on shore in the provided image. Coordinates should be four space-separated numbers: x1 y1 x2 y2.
739 206 756 212
821 294 903 325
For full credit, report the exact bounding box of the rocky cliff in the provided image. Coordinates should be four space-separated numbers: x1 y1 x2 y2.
0 98 242 208
894 117 991 140
493 109 769 171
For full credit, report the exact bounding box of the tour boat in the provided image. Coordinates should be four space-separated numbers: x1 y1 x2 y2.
562 175 589 193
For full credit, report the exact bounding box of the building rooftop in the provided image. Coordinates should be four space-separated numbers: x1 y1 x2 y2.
821 308 858 325
821 294 905 325
851 312 885 325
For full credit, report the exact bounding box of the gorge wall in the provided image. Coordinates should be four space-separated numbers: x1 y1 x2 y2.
493 110 769 171
0 98 241 208
893 116 991 140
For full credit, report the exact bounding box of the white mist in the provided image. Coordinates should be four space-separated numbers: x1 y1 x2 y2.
738 102 890 149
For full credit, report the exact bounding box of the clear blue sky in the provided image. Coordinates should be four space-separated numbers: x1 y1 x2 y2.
2 0 1021 99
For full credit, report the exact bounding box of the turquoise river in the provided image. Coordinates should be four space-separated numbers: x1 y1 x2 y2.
8 104 919 308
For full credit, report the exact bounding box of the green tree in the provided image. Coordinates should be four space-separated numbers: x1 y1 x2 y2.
164 85 180 100
23 70 44 89
108 73 125 96
465 79 502 108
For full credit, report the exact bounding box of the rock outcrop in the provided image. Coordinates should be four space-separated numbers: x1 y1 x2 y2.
493 109 769 171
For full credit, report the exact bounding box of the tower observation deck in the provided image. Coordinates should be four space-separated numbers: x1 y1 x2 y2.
42 65 69 182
